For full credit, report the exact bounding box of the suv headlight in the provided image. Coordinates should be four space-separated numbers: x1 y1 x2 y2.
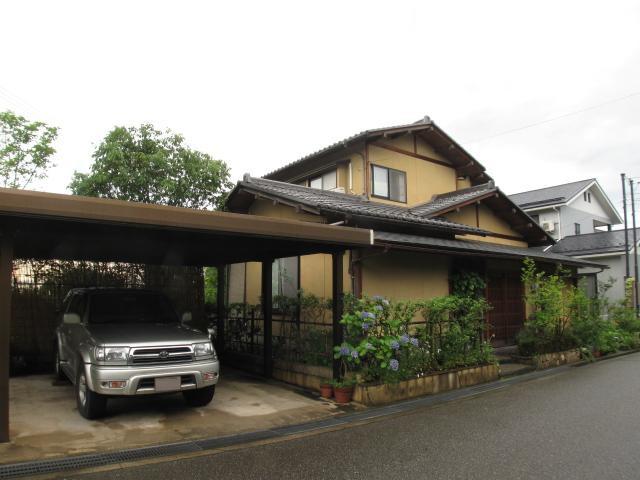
95 346 129 364
194 342 216 359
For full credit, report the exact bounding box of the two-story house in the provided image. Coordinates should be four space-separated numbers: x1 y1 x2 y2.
510 180 628 301
224 117 596 347
509 179 622 240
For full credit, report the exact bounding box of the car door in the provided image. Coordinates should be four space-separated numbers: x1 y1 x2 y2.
65 292 88 378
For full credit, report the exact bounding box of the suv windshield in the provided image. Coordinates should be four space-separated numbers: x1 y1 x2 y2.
88 291 179 324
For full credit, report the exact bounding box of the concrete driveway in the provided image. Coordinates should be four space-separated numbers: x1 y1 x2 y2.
0 369 345 464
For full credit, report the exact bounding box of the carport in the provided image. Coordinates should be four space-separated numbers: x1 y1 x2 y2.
0 187 372 442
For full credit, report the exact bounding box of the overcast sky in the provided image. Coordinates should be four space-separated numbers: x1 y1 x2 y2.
2 0 639 219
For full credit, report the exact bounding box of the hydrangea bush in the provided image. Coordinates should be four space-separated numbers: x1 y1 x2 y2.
334 293 494 384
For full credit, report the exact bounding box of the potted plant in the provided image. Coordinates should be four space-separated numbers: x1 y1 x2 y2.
319 379 333 399
332 378 356 404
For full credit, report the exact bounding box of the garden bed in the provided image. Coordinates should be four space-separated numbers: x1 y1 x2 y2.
352 363 499 406
272 360 332 391
512 348 581 370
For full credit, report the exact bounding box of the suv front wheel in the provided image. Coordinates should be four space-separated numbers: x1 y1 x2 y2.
183 386 215 407
76 363 107 419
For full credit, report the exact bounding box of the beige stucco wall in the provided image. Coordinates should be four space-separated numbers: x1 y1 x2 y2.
361 251 450 301
364 134 458 207
248 198 324 223
445 204 528 248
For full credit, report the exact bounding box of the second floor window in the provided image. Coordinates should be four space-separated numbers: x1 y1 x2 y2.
309 170 337 190
371 165 407 202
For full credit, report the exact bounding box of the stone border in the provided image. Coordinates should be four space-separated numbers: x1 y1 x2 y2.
352 364 499 406
512 348 581 370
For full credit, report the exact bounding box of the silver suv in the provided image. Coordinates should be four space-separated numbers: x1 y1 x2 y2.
54 288 220 419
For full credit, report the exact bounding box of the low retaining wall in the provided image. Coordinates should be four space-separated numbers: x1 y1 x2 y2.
272 360 332 391
352 364 499 406
512 348 581 370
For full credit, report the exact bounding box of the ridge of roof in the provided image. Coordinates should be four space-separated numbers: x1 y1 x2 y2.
408 182 496 217
232 176 488 235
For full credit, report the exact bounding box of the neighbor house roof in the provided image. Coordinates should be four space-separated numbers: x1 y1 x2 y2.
549 228 640 257
374 231 604 268
263 116 492 185
226 176 488 236
509 179 595 209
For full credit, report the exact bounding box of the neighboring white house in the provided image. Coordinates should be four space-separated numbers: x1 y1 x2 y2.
509 179 622 240
548 229 640 303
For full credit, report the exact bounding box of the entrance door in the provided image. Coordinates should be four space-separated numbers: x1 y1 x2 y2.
486 272 525 346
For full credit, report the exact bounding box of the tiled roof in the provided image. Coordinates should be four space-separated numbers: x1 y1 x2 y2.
232 176 488 235
509 179 594 209
263 116 491 184
409 182 496 217
264 117 435 179
374 231 604 268
550 229 640 256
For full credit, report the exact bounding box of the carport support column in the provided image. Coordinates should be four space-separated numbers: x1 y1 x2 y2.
262 259 273 377
216 265 226 357
0 235 13 443
332 251 344 380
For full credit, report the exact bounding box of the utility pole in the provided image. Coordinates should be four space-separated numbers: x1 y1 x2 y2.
630 179 639 315
622 173 630 278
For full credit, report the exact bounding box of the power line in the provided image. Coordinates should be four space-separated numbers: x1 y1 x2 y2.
464 90 640 144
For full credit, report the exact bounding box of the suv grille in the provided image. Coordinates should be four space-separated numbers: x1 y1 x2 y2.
129 346 193 365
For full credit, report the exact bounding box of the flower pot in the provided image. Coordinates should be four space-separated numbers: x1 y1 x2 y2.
319 384 333 399
333 386 354 404
593 350 602 358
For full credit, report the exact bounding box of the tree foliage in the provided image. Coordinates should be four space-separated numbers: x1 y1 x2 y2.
69 124 232 209
0 110 58 188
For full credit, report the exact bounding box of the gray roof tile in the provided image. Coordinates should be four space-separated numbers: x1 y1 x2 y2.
509 179 594 209
374 231 603 268
550 229 640 256
233 176 488 235
409 182 496 216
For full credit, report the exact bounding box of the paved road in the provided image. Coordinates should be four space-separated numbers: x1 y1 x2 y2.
68 353 640 480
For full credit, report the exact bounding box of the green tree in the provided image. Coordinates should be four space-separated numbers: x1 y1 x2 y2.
0 110 58 188
69 124 232 209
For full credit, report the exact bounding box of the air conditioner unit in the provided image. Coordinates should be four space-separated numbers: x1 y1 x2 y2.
542 222 555 232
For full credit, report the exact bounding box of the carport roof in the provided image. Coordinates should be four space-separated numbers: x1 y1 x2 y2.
0 187 373 265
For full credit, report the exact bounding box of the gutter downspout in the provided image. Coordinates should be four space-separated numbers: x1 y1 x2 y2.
553 206 562 240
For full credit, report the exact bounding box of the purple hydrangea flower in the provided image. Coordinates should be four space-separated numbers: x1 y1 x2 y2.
399 334 410 345
410 337 419 347
365 342 374 350
351 350 359 359
362 321 371 331
360 311 375 320
374 305 383 311
339 345 350 356
373 295 383 301
389 359 399 371
390 340 400 350
382 299 390 306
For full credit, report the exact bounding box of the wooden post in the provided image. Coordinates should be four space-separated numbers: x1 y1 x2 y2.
0 235 14 443
215 266 226 357
332 251 344 380
261 259 273 377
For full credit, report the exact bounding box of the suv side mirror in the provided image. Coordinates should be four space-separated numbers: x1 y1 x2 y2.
181 312 193 324
63 313 82 325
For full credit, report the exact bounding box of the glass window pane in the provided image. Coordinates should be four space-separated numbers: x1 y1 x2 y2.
272 257 299 300
322 170 337 190
309 177 322 189
372 166 389 197
389 169 406 202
